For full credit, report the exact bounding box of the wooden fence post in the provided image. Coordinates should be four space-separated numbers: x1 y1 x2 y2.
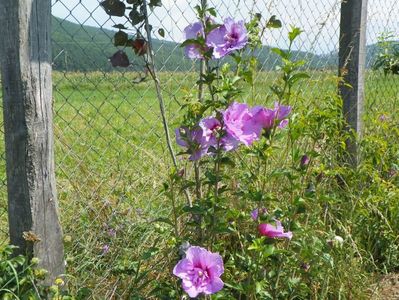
0 0 65 285
338 0 368 166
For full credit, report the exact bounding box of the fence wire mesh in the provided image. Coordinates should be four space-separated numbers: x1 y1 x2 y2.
0 0 398 296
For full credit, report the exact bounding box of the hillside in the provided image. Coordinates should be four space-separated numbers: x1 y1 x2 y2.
52 16 191 72
51 16 378 72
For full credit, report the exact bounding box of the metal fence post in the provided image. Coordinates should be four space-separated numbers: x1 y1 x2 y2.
0 0 65 284
338 0 368 166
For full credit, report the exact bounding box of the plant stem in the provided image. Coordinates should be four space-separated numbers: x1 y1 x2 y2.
142 1 177 168
142 0 193 207
170 179 179 237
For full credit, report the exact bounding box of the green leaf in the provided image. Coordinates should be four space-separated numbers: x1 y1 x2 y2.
158 28 165 38
180 38 204 48
263 245 275 257
113 24 128 30
288 26 303 43
287 72 310 85
114 31 129 47
77 287 92 299
271 47 289 60
142 247 159 260
219 156 236 168
151 217 174 227
100 0 126 17
207 7 217 17
129 9 145 25
149 0 162 8
266 15 282 28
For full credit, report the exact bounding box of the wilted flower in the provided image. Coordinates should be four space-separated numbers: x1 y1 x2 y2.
173 246 224 298
178 241 191 257
109 50 130 67
107 228 117 238
177 168 185 177
131 38 148 56
206 18 248 59
101 244 110 255
183 21 205 59
300 262 310 272
258 220 293 240
223 102 261 146
327 235 344 248
251 207 268 221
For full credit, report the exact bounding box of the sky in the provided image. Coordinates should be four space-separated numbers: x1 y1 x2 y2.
51 0 399 54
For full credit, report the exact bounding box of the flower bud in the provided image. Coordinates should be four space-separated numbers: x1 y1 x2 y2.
300 155 310 168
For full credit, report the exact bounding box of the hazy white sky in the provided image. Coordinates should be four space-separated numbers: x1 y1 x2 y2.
51 0 399 54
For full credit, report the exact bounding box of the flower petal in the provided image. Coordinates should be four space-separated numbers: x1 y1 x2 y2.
173 258 192 279
204 276 224 295
182 279 201 298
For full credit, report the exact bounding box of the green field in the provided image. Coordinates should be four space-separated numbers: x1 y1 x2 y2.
1 70 399 297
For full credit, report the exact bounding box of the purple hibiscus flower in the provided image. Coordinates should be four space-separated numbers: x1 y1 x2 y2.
199 116 240 152
199 116 221 146
173 246 224 298
252 106 276 130
274 102 292 128
175 126 210 161
223 102 261 146
206 18 248 59
220 132 240 151
252 102 292 131
258 220 293 240
183 21 205 59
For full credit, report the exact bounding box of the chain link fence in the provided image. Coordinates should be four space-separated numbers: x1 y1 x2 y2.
0 0 398 296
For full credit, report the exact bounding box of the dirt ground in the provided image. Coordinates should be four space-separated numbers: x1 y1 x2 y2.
370 274 399 299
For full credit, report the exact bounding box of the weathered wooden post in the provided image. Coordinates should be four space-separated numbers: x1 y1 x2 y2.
0 0 65 285
338 0 368 165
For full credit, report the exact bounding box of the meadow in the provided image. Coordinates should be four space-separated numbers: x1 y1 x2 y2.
1 70 399 298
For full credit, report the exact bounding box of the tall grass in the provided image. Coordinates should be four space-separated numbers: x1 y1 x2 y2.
0 70 398 297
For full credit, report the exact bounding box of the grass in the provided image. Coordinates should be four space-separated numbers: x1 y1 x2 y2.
0 70 398 297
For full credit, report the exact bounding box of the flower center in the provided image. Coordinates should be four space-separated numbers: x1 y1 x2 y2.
226 30 239 44
191 267 210 287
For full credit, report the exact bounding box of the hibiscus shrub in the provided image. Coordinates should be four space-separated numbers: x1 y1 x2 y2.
101 1 398 299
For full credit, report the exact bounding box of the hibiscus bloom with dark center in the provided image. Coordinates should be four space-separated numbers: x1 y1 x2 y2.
206 18 248 59
173 246 224 298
